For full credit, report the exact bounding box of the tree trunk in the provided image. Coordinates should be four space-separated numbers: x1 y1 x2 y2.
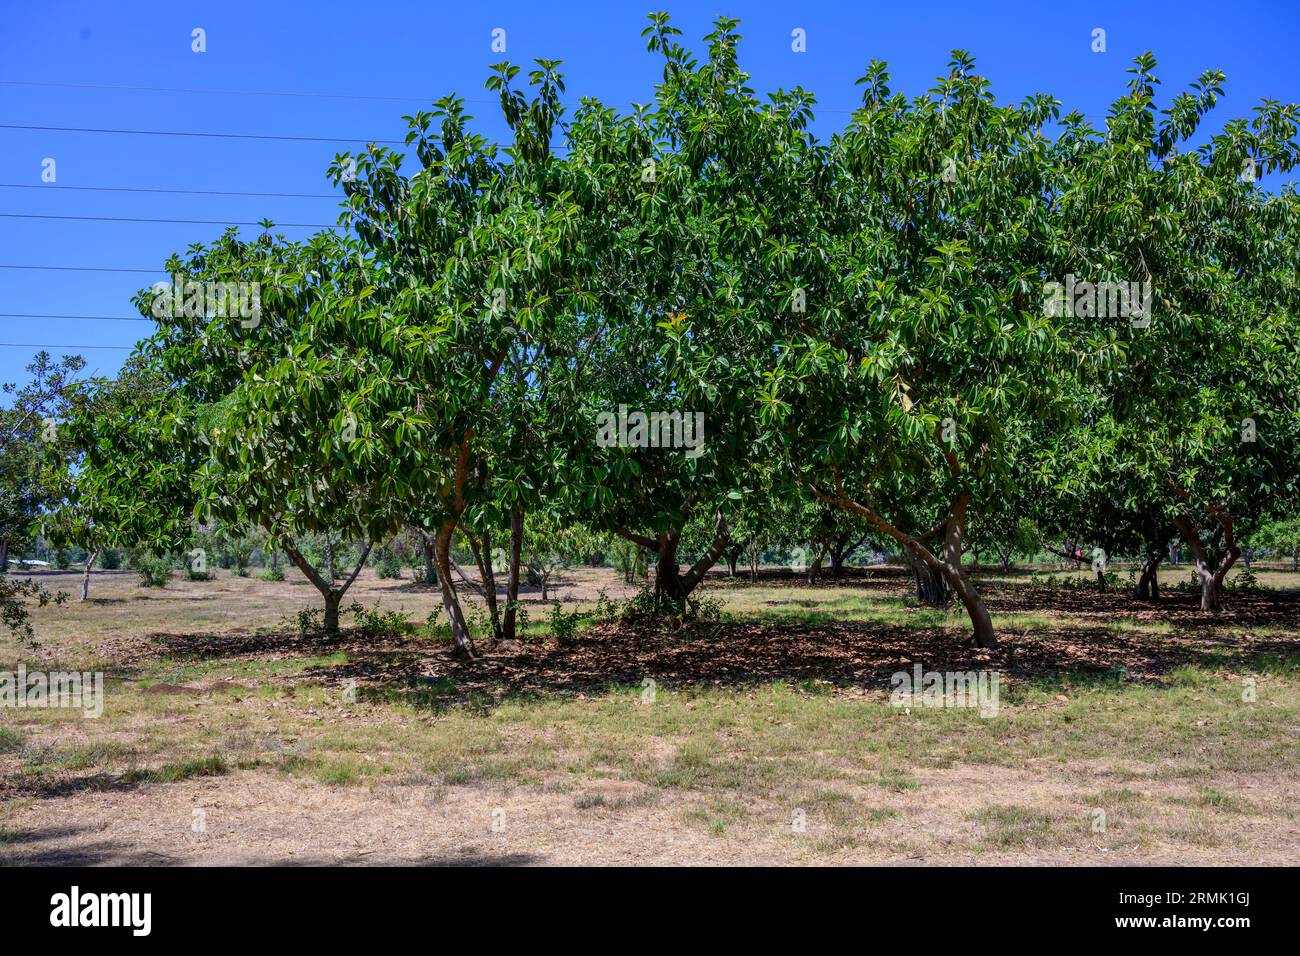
1174 515 1240 613
1136 552 1163 601
0 539 8 572
938 497 995 648
423 538 437 585
807 543 826 584
638 511 729 610
502 507 523 641
1292 545 1298 573
828 531 865 576
283 540 372 636
818 487 994 647
653 538 686 604
908 550 949 606
468 529 502 643
80 551 98 601
947 563 996 648
434 522 476 658
323 534 336 582
323 589 343 633
1096 569 1107 592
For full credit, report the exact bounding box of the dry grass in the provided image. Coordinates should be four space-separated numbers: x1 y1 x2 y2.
1 562 1297 865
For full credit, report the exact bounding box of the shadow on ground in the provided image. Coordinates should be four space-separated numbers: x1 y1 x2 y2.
128 576 1300 709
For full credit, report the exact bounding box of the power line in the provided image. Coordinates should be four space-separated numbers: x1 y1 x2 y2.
0 77 496 105
0 213 336 227
0 264 162 273
0 77 1087 118
0 123 574 151
0 343 132 350
3 317 145 326
0 123 405 146
0 182 336 199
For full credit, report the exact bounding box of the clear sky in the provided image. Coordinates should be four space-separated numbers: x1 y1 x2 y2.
2 0 1297 391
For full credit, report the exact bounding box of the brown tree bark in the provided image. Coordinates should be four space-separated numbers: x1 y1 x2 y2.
1173 513 1240 612
502 507 524 641
621 507 730 608
467 528 502 643
908 550 950 606
812 482 995 648
434 521 476 658
283 539 373 634
1135 551 1163 601
80 551 98 601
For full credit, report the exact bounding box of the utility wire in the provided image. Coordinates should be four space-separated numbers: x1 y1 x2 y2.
0 313 152 322
0 264 162 273
0 182 336 199
0 123 406 145
0 77 496 105
0 123 574 150
0 213 336 227
0 342 132 350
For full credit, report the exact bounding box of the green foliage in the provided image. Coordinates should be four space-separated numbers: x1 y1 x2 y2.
546 602 581 644
289 607 323 635
135 554 173 588
0 574 68 640
374 552 403 579
348 601 413 636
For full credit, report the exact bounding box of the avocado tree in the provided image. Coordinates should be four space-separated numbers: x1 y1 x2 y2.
1047 55 1300 611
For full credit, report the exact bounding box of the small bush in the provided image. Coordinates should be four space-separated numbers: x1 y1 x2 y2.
287 607 323 635
374 552 403 579
349 601 412 636
258 564 285 582
547 602 581 643
135 554 173 588
594 589 619 623
99 548 123 570
1229 567 1260 592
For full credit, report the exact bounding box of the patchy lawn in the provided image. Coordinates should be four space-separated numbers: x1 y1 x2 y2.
1 563 1297 865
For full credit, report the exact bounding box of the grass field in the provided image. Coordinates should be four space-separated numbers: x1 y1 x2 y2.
2 562 1297 865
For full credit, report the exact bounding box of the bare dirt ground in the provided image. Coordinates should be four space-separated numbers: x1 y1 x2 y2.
12 765 1298 866
2 562 1298 866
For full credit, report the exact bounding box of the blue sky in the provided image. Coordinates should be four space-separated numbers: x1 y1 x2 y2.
2 0 1297 391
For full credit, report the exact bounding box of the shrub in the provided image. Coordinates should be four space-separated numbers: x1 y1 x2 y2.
135 555 173 588
258 564 285 582
547 602 581 644
99 548 123 570
594 588 619 623
289 607 322 634
349 601 412 636
375 552 403 579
